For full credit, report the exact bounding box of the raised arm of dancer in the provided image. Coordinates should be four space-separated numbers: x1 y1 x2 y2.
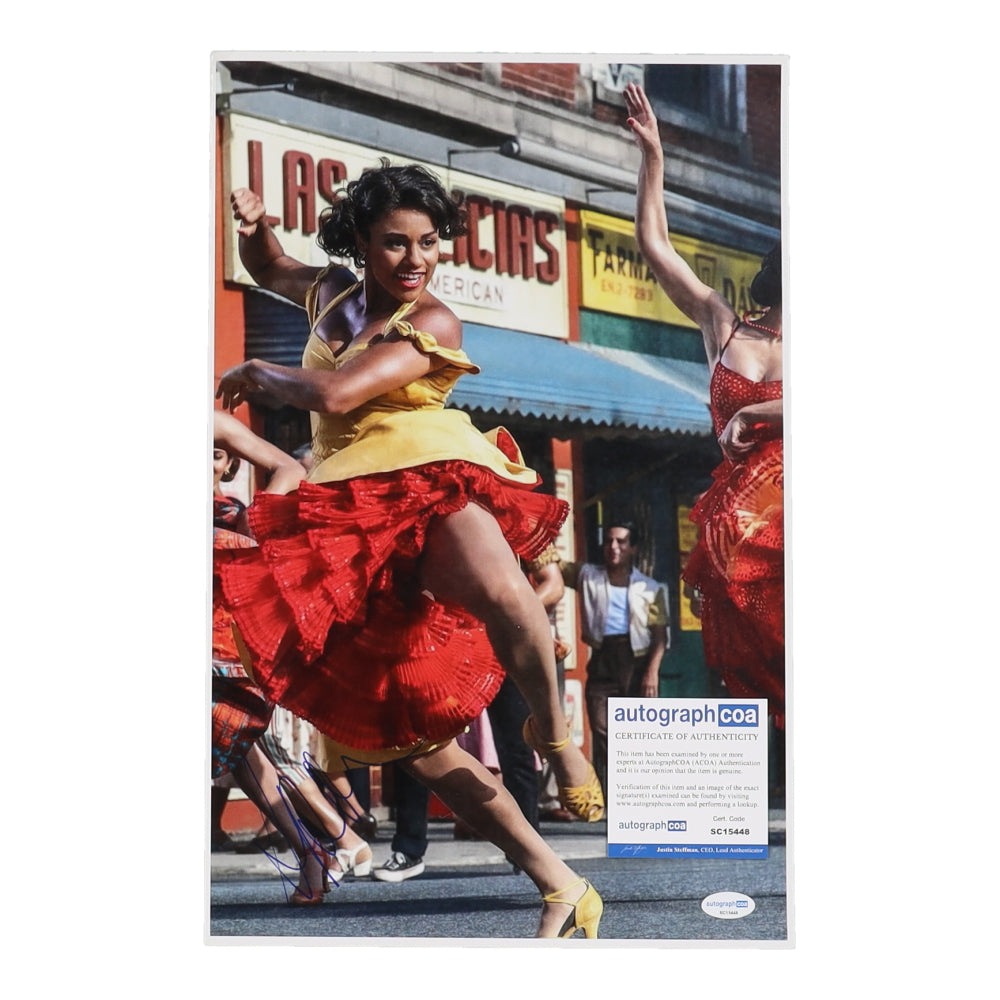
212 409 306 494
624 83 736 369
230 187 324 307
216 303 460 414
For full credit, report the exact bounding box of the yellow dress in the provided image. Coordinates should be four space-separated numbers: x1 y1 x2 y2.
304 278 539 487
219 276 567 764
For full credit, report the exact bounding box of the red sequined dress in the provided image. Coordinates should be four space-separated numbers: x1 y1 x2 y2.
682 335 784 724
218 278 567 765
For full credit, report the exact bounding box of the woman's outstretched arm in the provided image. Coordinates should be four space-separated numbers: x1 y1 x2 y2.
624 83 736 368
217 302 460 415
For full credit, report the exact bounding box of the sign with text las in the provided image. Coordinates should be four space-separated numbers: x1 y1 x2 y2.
222 113 569 339
579 209 762 329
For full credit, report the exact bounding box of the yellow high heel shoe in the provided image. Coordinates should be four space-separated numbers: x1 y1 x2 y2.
541 878 603 939
522 716 605 822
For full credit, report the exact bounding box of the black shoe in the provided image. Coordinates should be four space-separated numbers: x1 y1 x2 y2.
372 851 425 882
302 758 378 842
350 812 379 842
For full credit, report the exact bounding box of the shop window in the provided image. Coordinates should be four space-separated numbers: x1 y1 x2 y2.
593 63 745 141
644 63 745 136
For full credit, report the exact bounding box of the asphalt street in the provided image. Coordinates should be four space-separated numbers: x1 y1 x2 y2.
209 813 788 943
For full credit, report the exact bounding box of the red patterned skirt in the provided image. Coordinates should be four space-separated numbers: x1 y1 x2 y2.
211 664 273 779
683 440 785 724
217 461 567 755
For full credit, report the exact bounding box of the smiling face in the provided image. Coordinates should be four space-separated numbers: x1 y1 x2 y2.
603 526 635 573
359 208 440 303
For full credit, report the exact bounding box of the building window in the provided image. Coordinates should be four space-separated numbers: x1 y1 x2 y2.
648 65 712 118
592 62 746 141
644 63 745 135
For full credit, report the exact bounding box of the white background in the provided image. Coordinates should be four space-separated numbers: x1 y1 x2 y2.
8 5 993 996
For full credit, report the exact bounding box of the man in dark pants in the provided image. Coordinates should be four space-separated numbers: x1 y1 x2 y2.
485 676 539 832
562 521 669 798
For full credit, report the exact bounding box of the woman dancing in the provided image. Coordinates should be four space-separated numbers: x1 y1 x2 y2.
217 161 603 937
624 83 785 724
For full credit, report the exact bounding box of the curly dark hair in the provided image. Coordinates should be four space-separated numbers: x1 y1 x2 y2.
749 242 782 308
317 159 467 267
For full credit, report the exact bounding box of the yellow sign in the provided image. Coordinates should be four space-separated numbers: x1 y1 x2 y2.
579 210 763 329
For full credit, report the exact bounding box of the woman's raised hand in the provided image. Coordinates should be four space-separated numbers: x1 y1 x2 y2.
230 188 267 237
624 83 661 155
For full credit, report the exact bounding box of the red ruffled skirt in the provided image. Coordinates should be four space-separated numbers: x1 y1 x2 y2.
683 440 785 723
217 461 567 754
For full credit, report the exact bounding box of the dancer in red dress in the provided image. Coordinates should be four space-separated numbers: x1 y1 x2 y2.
217 161 602 937
624 84 785 724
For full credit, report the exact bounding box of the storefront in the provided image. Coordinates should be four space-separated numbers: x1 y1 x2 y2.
213 73 776 729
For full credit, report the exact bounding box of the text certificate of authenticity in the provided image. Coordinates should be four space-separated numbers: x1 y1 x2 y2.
607 698 769 859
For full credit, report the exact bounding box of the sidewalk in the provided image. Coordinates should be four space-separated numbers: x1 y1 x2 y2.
211 811 787 880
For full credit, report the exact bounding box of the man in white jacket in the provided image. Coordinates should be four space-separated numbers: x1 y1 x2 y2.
561 521 669 797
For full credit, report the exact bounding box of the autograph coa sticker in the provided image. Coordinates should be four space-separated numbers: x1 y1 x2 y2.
701 891 756 919
606 697 769 858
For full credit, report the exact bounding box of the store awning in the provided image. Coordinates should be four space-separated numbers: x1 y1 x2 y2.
452 325 712 437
